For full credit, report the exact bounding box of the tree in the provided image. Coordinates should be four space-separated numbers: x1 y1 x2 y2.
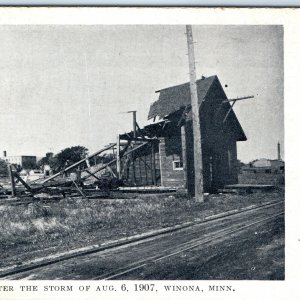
53 146 88 172
37 152 57 170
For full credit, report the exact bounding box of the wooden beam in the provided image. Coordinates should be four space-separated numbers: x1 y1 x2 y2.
116 134 121 179
42 143 117 184
222 95 254 103
223 99 237 123
135 121 146 139
82 142 149 181
120 136 157 142
120 140 131 156
132 156 136 185
132 111 137 138
13 172 33 193
138 156 143 185
139 156 152 169
71 179 87 199
85 157 91 168
107 165 117 178
151 143 156 185
82 159 117 181
144 155 148 185
85 169 101 181
7 165 16 197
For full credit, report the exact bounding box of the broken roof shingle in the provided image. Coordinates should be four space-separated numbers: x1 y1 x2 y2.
148 75 216 120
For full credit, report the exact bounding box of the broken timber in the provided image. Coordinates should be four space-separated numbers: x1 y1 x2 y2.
42 143 117 184
4 117 159 199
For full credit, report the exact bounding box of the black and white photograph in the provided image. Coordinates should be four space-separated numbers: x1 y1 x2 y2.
0 20 285 283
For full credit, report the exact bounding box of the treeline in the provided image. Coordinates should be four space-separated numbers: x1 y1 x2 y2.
37 145 115 173
0 145 116 176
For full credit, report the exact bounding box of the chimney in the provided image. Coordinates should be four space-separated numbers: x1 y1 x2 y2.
3 150 6 158
277 141 281 161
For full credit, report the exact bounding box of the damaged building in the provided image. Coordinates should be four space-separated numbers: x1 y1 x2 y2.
119 75 247 193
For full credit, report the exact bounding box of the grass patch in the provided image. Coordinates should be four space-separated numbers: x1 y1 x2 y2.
0 190 284 267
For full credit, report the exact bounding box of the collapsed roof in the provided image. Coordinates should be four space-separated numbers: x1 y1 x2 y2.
147 75 247 141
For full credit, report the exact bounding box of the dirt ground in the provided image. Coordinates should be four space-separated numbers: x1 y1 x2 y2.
0 189 284 270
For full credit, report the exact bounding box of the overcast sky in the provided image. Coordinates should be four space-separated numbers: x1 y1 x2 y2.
0 25 283 163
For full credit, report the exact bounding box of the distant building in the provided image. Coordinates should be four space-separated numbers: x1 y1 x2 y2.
247 142 284 174
248 158 284 173
1 151 37 169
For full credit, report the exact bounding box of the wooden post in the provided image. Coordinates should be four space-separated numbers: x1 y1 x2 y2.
127 110 137 139
186 25 204 202
116 134 121 179
144 155 148 185
138 157 143 185
132 111 137 138
132 155 136 185
7 164 16 197
151 142 156 185
181 125 188 190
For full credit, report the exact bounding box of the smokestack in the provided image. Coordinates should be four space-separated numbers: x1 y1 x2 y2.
3 151 6 158
277 141 281 160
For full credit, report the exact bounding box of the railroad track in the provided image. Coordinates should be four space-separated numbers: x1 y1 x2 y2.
94 210 284 280
0 200 284 279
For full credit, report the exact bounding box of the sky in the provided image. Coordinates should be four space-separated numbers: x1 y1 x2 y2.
0 25 283 163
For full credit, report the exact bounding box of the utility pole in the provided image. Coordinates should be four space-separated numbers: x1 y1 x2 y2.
186 25 204 203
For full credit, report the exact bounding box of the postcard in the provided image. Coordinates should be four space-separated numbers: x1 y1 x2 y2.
0 6 299 300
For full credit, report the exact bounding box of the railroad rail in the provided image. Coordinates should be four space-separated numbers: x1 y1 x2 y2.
96 211 283 280
0 200 284 279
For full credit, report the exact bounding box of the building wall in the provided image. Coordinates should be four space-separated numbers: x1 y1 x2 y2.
159 136 185 188
3 156 22 165
123 79 243 191
181 78 241 194
252 159 272 168
21 156 37 169
1 155 36 169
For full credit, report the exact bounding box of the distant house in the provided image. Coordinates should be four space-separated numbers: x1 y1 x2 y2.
119 75 247 193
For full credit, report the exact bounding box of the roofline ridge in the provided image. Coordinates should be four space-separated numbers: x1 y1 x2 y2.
156 75 217 93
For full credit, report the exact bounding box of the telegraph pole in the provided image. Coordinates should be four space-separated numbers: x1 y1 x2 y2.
186 25 204 202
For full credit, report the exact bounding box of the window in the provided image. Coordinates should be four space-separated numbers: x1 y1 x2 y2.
173 160 183 170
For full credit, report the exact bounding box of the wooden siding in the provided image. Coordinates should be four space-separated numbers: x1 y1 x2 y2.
159 137 185 188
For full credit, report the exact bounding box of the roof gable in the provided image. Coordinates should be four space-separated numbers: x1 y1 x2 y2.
148 75 216 120
147 75 247 141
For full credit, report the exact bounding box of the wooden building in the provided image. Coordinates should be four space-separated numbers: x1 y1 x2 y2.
120 75 247 193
